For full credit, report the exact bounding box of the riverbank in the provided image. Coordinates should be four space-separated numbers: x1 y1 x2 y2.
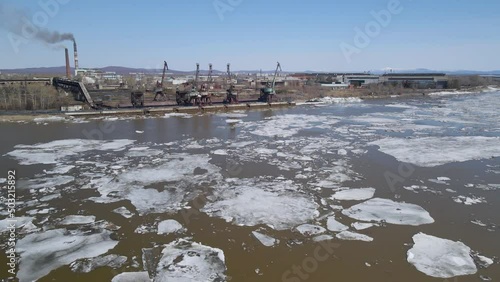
0 86 497 123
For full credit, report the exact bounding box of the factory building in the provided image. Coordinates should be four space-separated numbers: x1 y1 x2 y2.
381 73 448 89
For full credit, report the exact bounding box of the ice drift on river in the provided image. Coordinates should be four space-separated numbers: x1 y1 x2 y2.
407 233 480 278
202 178 319 230
370 136 500 167
16 228 118 282
342 198 434 226
154 239 226 281
331 188 375 201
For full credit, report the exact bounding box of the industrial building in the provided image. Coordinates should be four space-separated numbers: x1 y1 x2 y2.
381 73 448 89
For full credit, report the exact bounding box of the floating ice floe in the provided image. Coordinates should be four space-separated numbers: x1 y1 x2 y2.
164 113 192 118
407 233 483 278
157 219 185 235
246 114 339 138
60 215 96 225
217 112 248 118
226 119 242 125
113 207 134 219
70 254 127 273
295 224 326 236
202 178 319 230
154 239 226 281
474 184 500 191
428 90 476 96
17 228 119 282
43 165 75 175
313 235 335 242
453 195 486 205
352 222 376 231
369 136 500 167
6 139 135 165
111 272 150 282
342 198 434 226
331 188 375 201
213 149 228 156
252 231 279 247
336 231 373 242
428 177 451 185
33 116 67 123
0 217 34 233
308 97 363 104
18 175 75 190
403 185 439 194
326 216 349 232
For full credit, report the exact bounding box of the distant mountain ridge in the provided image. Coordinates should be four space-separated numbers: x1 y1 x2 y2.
1 66 499 76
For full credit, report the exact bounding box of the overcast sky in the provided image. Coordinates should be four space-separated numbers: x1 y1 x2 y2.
1 0 499 71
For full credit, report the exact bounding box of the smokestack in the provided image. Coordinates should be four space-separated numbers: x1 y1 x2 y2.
73 40 79 71
65 48 71 78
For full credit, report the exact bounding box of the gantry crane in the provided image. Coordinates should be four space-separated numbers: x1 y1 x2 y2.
223 63 238 104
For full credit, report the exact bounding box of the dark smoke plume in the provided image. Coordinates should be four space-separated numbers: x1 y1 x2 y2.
0 2 74 45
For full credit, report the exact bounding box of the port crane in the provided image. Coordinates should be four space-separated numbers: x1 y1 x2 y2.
154 61 169 101
223 63 238 104
200 63 213 105
259 62 281 103
175 63 201 105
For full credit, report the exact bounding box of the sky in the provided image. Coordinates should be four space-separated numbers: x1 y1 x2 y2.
1 0 499 72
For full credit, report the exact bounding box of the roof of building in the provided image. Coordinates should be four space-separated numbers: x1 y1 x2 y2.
382 73 446 77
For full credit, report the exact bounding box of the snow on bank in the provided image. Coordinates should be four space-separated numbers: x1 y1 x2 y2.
407 233 492 278
370 136 500 167
342 198 434 226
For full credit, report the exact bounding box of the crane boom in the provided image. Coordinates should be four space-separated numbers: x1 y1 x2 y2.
208 63 213 84
272 62 281 89
160 61 168 87
194 63 200 87
227 63 232 86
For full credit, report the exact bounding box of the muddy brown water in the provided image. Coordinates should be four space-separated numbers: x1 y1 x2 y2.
0 93 499 282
